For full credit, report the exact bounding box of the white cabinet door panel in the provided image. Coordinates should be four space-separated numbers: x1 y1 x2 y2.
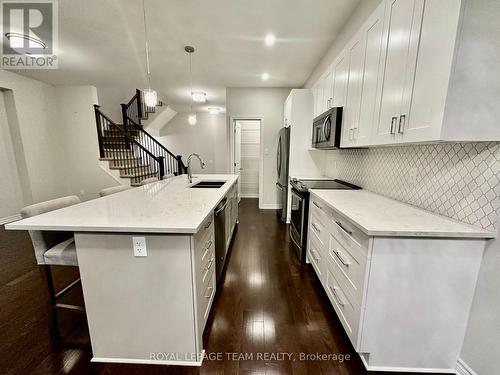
322 69 333 112
373 0 424 145
332 54 348 108
342 35 366 148
356 4 386 147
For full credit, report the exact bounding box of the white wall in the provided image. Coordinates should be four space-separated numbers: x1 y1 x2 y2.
226 87 292 208
96 87 131 123
155 112 226 174
57 86 118 200
0 70 66 207
304 0 383 89
0 71 120 217
0 90 24 219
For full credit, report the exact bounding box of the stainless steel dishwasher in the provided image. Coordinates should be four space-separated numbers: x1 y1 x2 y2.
214 197 228 282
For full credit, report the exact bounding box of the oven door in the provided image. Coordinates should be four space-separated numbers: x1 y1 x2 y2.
290 188 305 252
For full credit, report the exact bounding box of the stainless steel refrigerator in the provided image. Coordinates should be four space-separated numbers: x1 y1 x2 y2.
276 127 290 222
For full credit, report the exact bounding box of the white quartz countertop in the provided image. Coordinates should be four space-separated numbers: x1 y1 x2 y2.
6 174 238 234
309 189 495 239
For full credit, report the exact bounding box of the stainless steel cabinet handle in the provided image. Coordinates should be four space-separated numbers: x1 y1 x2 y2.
206 259 214 270
398 114 406 134
204 219 212 229
204 286 214 299
312 201 323 210
390 116 397 134
311 222 321 233
333 249 350 267
349 128 354 141
206 240 213 249
335 220 352 235
310 249 320 262
329 285 346 306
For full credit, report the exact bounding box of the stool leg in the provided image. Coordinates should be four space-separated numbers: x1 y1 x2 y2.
42 265 59 336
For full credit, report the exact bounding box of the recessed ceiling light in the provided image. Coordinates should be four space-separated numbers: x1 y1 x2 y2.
264 33 276 47
191 91 207 103
208 107 221 115
261 72 270 81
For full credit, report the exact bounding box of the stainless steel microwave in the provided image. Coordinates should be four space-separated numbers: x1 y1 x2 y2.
311 107 343 149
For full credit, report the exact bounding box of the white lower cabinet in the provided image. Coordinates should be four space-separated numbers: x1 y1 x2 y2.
307 193 485 373
193 214 216 340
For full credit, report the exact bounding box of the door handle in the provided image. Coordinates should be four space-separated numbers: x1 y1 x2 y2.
398 114 406 134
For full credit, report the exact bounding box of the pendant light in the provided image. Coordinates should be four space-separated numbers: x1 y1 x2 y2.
185 45 197 126
142 0 157 107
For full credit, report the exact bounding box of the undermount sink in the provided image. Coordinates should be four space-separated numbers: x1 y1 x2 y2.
189 180 226 188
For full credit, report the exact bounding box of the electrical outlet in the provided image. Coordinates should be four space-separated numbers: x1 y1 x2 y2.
132 236 147 257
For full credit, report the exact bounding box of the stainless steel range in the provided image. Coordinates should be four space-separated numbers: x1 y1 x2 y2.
289 178 361 262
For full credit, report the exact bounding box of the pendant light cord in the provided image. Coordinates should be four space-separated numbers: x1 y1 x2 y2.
142 0 151 89
189 51 193 112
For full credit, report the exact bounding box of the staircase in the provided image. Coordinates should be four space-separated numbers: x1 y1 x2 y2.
94 89 186 186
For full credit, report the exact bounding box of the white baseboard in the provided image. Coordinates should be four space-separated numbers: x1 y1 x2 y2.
1 214 21 226
91 352 204 367
259 203 281 210
456 358 477 375
359 354 455 374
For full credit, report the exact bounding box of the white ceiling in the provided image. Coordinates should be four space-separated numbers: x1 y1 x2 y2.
13 0 360 112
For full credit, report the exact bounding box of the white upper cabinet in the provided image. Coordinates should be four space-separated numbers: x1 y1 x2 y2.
342 35 365 148
322 0 500 148
341 2 386 148
312 81 323 118
356 4 386 147
331 54 348 108
284 94 292 126
371 0 424 146
322 68 334 112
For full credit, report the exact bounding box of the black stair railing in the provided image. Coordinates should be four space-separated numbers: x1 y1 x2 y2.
121 89 187 176
94 105 166 184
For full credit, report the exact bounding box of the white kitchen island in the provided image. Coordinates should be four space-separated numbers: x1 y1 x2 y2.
6 174 239 366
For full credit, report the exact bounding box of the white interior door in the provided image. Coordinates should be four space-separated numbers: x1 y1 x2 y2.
234 120 260 198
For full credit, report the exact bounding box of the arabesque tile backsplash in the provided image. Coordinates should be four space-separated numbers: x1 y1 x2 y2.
324 142 500 231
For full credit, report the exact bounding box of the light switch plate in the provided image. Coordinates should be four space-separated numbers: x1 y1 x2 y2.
132 236 147 257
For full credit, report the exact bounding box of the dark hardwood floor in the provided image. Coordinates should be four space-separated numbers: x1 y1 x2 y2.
0 199 448 375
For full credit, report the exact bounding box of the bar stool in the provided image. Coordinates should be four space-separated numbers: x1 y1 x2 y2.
99 185 131 197
20 196 84 334
140 177 159 185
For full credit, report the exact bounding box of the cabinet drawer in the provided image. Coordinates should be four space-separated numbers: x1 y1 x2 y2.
308 232 326 281
309 212 328 247
324 207 369 256
324 267 361 348
326 235 366 306
197 267 216 334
